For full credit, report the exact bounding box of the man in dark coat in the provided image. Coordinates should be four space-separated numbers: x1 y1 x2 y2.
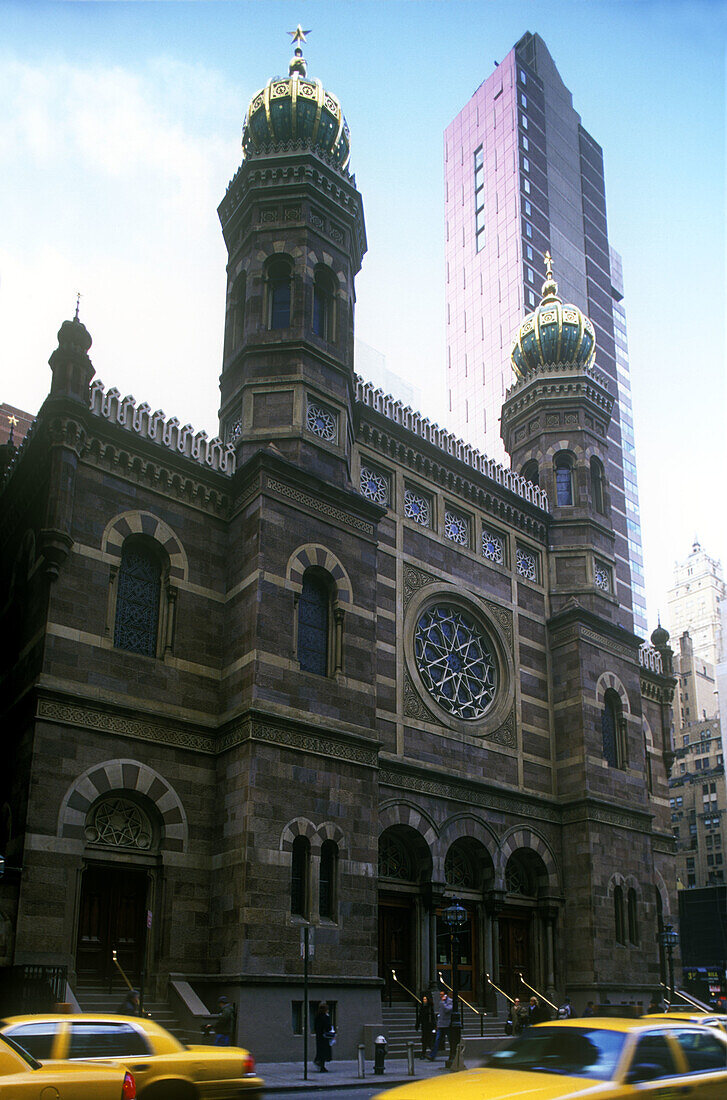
529 996 550 1024
207 995 235 1046
116 989 141 1016
416 992 436 1058
314 1001 334 1072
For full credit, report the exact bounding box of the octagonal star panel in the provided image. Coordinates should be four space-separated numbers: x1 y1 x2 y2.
414 604 497 720
85 796 153 850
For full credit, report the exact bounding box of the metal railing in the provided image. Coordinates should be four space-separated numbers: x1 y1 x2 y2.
437 971 485 1035
390 969 421 1004
518 972 558 1013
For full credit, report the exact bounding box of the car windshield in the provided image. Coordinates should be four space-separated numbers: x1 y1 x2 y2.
483 1026 626 1080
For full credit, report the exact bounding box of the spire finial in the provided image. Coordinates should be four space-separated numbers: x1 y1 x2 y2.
75 292 82 321
288 24 311 76
7 414 18 445
540 251 560 303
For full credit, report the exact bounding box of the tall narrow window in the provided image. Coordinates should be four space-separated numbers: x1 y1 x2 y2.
590 457 605 514
627 888 639 945
291 836 310 918
522 459 539 487
602 688 626 768
319 840 338 921
555 452 574 506
614 885 625 945
297 568 330 676
268 258 292 329
230 272 246 352
312 268 335 340
114 539 162 657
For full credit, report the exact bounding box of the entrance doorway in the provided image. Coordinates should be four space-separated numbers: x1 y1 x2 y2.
379 898 415 1000
498 913 531 998
77 866 149 982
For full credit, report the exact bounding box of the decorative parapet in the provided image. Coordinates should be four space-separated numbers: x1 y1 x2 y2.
88 380 236 476
355 377 549 511
639 643 664 675
504 360 611 403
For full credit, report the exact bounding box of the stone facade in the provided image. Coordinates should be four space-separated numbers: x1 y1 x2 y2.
0 55 677 1060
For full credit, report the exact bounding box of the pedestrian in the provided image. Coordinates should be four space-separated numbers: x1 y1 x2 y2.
314 1001 335 1072
557 996 572 1019
583 1000 596 1017
206 995 236 1046
416 992 436 1058
116 988 141 1016
530 996 550 1024
647 995 661 1014
508 996 530 1035
427 990 453 1060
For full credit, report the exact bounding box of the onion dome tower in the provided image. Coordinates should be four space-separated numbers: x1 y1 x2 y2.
217 28 366 487
501 255 627 625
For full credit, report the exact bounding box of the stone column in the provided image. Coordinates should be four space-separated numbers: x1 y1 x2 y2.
484 889 506 1013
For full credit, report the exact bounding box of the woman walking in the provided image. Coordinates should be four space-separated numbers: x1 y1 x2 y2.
416 992 436 1058
314 1002 334 1072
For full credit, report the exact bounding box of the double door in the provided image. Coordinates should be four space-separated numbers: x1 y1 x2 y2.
77 866 149 982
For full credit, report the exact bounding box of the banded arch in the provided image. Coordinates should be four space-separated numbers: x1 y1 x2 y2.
378 802 438 850
102 510 188 582
498 826 560 892
58 759 188 852
280 817 316 852
286 545 352 606
314 821 346 854
595 672 631 716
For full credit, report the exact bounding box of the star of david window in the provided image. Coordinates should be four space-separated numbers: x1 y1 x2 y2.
85 797 153 850
306 401 336 442
404 488 431 527
506 856 534 897
594 563 611 592
444 510 469 546
445 846 476 889
414 604 497 720
516 546 537 581
360 465 389 506
481 527 504 564
378 833 413 880
114 540 162 657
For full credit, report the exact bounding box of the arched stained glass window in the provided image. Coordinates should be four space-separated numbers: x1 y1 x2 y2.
297 569 330 676
602 688 625 768
268 258 292 329
555 452 574 506
319 840 338 920
445 844 476 889
114 540 162 657
614 884 626 944
378 833 412 881
291 835 310 918
505 854 534 897
627 887 639 945
590 456 605 514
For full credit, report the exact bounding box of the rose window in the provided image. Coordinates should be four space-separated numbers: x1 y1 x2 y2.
85 796 152 850
444 510 469 546
306 402 336 441
481 528 504 564
516 547 537 581
404 489 431 527
360 465 389 505
414 604 497 720
594 564 611 591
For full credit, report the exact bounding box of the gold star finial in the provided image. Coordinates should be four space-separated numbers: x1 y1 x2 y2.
8 416 18 428
288 25 311 46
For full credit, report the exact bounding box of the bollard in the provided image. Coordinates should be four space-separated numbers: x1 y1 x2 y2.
406 1040 414 1075
357 1043 366 1078
374 1034 387 1075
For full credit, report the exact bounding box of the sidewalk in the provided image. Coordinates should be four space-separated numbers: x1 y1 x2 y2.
257 1056 451 1091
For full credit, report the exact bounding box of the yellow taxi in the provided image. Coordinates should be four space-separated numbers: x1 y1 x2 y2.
0 1029 135 1096
1 1013 263 1100
375 1017 727 1099
643 1012 727 1035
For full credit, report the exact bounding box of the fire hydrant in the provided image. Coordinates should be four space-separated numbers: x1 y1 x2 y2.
374 1034 387 1074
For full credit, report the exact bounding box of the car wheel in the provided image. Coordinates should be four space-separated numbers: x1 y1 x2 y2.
140 1080 199 1100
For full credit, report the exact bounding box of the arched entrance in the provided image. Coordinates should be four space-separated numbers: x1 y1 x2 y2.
437 838 495 1001
378 825 432 1000
499 848 549 998
75 793 160 984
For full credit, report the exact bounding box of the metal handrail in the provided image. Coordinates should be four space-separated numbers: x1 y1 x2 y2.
485 972 515 1005
391 969 421 1005
111 950 134 992
659 981 711 1012
518 972 558 1013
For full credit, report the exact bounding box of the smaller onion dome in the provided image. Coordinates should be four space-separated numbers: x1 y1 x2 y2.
242 27 350 169
56 314 92 355
511 253 596 379
651 620 670 649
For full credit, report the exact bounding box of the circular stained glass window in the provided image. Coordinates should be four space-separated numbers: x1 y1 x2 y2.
414 604 497 720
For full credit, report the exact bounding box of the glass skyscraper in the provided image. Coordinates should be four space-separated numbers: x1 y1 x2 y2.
444 31 647 633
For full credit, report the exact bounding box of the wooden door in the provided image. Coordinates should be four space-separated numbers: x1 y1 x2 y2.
379 899 414 999
77 866 148 982
498 914 531 998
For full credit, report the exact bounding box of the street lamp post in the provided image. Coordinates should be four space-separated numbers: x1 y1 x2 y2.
660 923 679 1008
443 898 467 1067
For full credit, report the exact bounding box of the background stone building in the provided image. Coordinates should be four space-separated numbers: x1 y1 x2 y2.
0 40 676 1057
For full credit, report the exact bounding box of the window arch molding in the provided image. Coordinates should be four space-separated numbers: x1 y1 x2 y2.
287 545 352 676
595 672 631 716
521 459 539 487
57 758 188 854
554 449 576 506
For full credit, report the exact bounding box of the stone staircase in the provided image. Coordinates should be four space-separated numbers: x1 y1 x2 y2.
381 1000 505 1057
73 979 188 1041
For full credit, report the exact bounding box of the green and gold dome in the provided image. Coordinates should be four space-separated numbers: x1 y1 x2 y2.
511 254 596 379
242 26 350 169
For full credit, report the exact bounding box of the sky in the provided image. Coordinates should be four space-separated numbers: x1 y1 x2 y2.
0 0 725 636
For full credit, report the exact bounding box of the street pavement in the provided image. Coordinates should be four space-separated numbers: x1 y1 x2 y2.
257 1056 451 1091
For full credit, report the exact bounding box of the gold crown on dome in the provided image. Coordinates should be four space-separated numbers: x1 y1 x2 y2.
510 252 596 379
